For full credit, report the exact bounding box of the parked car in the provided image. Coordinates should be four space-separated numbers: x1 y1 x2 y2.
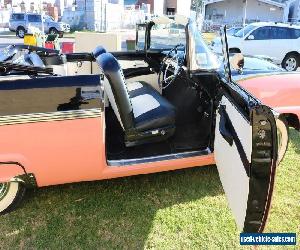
226 26 243 36
211 22 300 71
9 13 70 38
0 17 289 234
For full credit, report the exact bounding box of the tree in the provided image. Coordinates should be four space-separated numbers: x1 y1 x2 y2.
191 0 203 12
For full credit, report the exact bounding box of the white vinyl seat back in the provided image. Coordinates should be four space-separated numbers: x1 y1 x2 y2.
96 52 134 130
102 76 124 129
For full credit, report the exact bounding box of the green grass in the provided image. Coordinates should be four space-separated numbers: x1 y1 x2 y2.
0 129 299 249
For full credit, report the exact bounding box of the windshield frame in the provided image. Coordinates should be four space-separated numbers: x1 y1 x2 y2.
144 18 220 72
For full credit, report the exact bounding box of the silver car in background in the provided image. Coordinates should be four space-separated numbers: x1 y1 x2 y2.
9 13 70 38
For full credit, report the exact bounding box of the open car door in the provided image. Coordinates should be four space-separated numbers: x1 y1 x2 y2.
214 27 284 233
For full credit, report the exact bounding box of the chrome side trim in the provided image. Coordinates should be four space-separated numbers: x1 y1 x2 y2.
0 108 102 126
108 149 211 167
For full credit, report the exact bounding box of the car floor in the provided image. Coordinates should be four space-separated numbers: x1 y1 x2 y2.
105 107 210 161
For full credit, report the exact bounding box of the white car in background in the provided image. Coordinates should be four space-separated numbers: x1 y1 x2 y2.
211 22 300 71
9 13 70 38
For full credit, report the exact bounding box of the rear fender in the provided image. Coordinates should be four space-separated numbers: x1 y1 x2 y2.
0 162 36 187
274 108 300 130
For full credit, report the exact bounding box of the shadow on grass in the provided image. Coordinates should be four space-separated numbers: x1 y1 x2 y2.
2 165 223 249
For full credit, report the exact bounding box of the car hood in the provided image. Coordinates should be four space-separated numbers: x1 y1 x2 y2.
58 22 68 26
49 21 68 27
218 55 284 80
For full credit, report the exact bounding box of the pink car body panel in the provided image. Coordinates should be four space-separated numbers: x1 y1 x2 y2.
0 115 215 187
238 73 300 125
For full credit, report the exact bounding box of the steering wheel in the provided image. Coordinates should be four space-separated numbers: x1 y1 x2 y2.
158 44 185 90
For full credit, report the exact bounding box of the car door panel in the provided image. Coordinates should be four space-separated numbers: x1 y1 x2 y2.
242 40 270 56
215 95 251 230
215 26 282 232
0 75 105 186
215 88 279 232
242 27 271 57
27 15 42 31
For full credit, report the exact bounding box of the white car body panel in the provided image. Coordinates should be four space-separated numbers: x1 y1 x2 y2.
214 96 252 230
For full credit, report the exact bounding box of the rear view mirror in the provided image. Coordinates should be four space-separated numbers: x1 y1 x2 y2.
230 53 245 73
247 35 254 40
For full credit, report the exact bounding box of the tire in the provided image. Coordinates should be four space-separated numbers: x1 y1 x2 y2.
276 117 289 165
282 53 299 71
16 27 25 38
49 27 58 35
0 182 26 215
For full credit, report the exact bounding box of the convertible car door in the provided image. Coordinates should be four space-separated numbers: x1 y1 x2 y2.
214 27 280 233
215 93 278 233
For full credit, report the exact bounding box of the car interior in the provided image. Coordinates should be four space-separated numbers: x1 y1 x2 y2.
0 20 220 164
92 44 216 163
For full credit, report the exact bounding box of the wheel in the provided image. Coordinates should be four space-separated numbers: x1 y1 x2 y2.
282 53 299 71
0 182 26 215
276 117 289 164
49 27 58 35
16 27 25 38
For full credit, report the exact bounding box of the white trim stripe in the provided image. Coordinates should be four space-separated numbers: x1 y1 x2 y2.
127 82 143 92
0 108 102 126
131 94 160 118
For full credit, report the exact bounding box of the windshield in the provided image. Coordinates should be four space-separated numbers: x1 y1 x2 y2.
234 25 256 38
44 16 54 21
150 23 186 50
188 22 219 71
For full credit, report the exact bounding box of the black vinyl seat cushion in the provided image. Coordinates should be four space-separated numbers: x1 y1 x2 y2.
96 52 176 146
129 82 175 131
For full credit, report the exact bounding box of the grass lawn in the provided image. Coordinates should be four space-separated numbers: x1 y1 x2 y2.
0 129 299 249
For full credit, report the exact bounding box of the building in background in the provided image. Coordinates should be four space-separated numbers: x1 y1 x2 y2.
153 0 164 15
204 0 296 25
63 0 125 31
55 0 64 16
132 0 191 16
289 0 300 22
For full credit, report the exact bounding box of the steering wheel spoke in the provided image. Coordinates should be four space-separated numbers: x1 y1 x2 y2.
164 75 175 82
158 44 185 90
